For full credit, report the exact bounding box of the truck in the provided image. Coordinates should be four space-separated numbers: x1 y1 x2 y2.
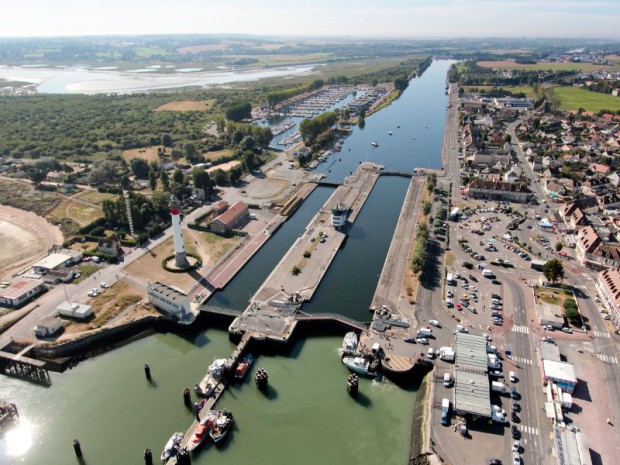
441 398 451 426
491 381 509 394
487 353 501 369
482 269 495 278
417 327 433 337
439 346 455 362
449 208 460 221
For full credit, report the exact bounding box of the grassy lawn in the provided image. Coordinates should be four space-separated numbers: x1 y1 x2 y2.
72 264 100 283
534 286 574 306
49 200 103 227
75 191 119 205
122 146 165 163
477 60 619 71
552 86 620 112
205 149 234 161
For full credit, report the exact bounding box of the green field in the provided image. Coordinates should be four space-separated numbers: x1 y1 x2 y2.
552 87 620 112
477 60 619 72
135 47 168 58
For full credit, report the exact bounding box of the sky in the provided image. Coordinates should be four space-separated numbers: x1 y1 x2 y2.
1 0 620 39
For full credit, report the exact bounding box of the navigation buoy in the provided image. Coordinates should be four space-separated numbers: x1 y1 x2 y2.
144 363 151 380
255 368 269 390
177 449 191 465
144 448 153 465
73 439 83 458
347 373 359 397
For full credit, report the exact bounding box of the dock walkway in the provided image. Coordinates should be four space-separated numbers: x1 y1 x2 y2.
168 333 253 464
229 163 382 343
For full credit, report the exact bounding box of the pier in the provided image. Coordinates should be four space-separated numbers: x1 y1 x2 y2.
168 333 253 465
229 163 382 342
0 350 51 386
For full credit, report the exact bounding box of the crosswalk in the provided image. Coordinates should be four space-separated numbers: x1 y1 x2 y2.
512 325 530 334
519 425 539 435
593 330 611 339
512 356 532 365
597 354 617 364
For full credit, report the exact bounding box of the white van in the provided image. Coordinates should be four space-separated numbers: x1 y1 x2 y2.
443 372 452 387
427 348 435 359
509 371 517 383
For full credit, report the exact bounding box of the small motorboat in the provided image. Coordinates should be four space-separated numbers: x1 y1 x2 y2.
342 332 358 355
186 411 217 452
342 356 375 377
388 131 392 135
234 353 254 381
160 432 184 462
371 141 378 147
210 410 234 444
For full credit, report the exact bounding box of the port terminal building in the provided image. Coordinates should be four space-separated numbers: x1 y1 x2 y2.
453 333 491 418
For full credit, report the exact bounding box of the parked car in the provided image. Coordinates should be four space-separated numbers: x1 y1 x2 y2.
429 319 441 327
512 402 520 412
416 337 429 345
562 327 573 334
542 337 556 344
511 411 520 423
511 425 521 439
512 441 521 453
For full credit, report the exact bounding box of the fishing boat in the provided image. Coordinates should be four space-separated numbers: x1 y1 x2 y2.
371 141 378 147
342 356 375 377
210 410 234 444
186 411 217 452
342 332 358 356
234 353 254 381
160 432 184 462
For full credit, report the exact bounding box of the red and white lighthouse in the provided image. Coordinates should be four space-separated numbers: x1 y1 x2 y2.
170 195 189 268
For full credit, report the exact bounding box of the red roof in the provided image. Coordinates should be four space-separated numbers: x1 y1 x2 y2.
213 201 248 226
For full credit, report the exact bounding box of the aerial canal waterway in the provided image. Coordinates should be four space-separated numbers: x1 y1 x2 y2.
0 60 453 464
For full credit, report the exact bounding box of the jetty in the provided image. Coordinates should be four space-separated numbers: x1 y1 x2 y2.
0 350 51 386
229 162 383 342
167 333 253 464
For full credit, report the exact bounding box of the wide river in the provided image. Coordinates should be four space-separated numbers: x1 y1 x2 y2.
0 60 453 465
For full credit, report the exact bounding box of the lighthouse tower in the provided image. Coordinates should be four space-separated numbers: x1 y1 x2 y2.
170 195 189 268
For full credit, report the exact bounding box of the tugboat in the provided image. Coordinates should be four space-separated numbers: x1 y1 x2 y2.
160 432 184 463
342 332 358 356
342 356 376 377
210 410 234 443
186 411 217 453
234 353 254 381
371 141 378 147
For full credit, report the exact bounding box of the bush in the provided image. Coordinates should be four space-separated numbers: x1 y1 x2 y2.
463 262 473 269
291 265 301 275
303 251 311 258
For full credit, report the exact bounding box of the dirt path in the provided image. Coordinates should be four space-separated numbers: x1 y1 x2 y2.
0 205 64 278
